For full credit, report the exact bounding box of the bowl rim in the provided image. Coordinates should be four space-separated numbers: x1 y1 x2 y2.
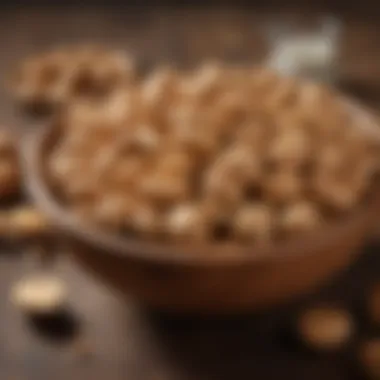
21 99 380 267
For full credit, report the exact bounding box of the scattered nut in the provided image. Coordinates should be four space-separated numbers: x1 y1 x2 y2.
7 206 49 238
10 274 67 315
298 306 354 351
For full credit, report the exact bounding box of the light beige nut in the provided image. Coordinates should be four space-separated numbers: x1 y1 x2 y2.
138 152 192 204
279 201 322 235
128 124 160 153
165 203 208 241
48 151 81 185
171 107 220 159
263 169 304 204
204 164 243 209
233 203 274 242
127 201 161 236
183 62 224 101
93 194 131 230
142 67 177 100
10 274 67 314
268 128 311 164
298 306 354 351
140 172 189 206
219 145 261 185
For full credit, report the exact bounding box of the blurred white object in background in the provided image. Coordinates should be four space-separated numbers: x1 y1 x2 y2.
265 17 342 83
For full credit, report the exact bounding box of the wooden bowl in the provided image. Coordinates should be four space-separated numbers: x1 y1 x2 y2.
21 102 380 314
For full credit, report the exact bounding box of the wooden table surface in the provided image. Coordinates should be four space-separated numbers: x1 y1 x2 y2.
1 6 380 380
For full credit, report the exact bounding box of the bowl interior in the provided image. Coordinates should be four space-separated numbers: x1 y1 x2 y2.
22 99 380 266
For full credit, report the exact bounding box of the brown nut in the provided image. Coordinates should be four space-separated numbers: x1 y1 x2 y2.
298 306 354 352
263 169 304 204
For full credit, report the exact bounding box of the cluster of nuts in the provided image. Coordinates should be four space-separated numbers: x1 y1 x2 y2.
9 46 135 113
47 63 380 243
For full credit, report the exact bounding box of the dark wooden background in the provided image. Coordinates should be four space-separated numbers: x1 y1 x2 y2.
1 5 380 380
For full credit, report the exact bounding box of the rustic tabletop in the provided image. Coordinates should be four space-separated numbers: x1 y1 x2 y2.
1 6 380 380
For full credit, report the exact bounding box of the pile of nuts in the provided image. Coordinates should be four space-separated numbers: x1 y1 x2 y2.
46 63 379 243
8 46 135 112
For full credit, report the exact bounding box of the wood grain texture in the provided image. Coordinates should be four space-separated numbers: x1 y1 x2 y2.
0 5 380 380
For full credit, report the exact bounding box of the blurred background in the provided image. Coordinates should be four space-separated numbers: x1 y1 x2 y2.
1 2 380 380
